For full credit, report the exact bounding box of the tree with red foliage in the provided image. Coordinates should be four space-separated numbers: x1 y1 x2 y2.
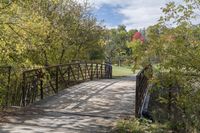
131 32 145 43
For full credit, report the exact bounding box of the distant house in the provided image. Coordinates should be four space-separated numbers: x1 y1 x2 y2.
132 32 145 43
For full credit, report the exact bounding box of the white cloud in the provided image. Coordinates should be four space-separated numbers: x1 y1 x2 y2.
79 0 186 29
118 4 163 29
88 0 130 9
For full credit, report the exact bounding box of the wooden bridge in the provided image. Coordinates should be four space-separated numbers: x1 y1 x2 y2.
0 62 150 133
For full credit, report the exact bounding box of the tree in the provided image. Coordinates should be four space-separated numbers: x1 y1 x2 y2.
104 25 135 66
0 0 105 106
132 0 200 131
0 0 105 67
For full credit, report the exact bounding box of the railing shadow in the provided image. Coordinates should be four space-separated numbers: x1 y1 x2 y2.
0 77 136 133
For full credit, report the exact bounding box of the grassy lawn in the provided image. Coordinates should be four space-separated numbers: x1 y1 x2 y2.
112 65 134 77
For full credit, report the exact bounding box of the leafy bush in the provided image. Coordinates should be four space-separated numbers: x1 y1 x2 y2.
116 118 170 133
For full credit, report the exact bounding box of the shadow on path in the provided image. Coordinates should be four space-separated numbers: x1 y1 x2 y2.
0 76 136 133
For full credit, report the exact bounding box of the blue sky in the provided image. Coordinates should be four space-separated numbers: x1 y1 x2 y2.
94 4 124 27
90 0 173 30
84 0 199 30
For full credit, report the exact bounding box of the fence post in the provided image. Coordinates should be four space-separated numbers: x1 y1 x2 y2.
105 64 108 78
5 66 11 107
56 66 59 93
135 75 139 117
109 65 112 79
168 87 172 120
135 66 152 118
67 65 70 85
90 63 93 80
22 72 26 106
40 79 44 100
100 64 103 78
96 64 98 78
77 63 80 81
85 63 87 79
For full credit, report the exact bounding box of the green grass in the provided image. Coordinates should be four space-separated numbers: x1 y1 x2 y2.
112 65 133 77
115 118 170 133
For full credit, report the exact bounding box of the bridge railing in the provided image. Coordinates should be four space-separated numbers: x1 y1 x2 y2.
21 62 112 106
0 66 11 107
135 65 152 117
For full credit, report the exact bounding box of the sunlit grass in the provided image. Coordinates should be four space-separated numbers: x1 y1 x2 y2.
112 65 133 77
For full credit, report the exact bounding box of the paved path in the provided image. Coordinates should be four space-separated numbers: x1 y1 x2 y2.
0 76 136 133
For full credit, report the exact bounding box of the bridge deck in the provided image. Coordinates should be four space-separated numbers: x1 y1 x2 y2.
0 76 136 133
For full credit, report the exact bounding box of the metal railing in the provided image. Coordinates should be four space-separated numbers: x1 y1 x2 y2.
0 62 112 107
21 62 112 106
0 66 11 107
135 65 152 117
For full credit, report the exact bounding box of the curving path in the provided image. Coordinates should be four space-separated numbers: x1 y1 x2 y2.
0 76 136 133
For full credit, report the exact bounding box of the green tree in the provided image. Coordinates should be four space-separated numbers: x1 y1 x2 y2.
0 0 105 67
132 0 200 132
0 0 105 106
104 25 134 66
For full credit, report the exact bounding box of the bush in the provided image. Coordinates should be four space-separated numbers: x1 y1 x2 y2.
116 118 170 133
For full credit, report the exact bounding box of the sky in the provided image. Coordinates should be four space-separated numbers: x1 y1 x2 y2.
78 0 200 30
85 0 180 30
89 0 173 29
